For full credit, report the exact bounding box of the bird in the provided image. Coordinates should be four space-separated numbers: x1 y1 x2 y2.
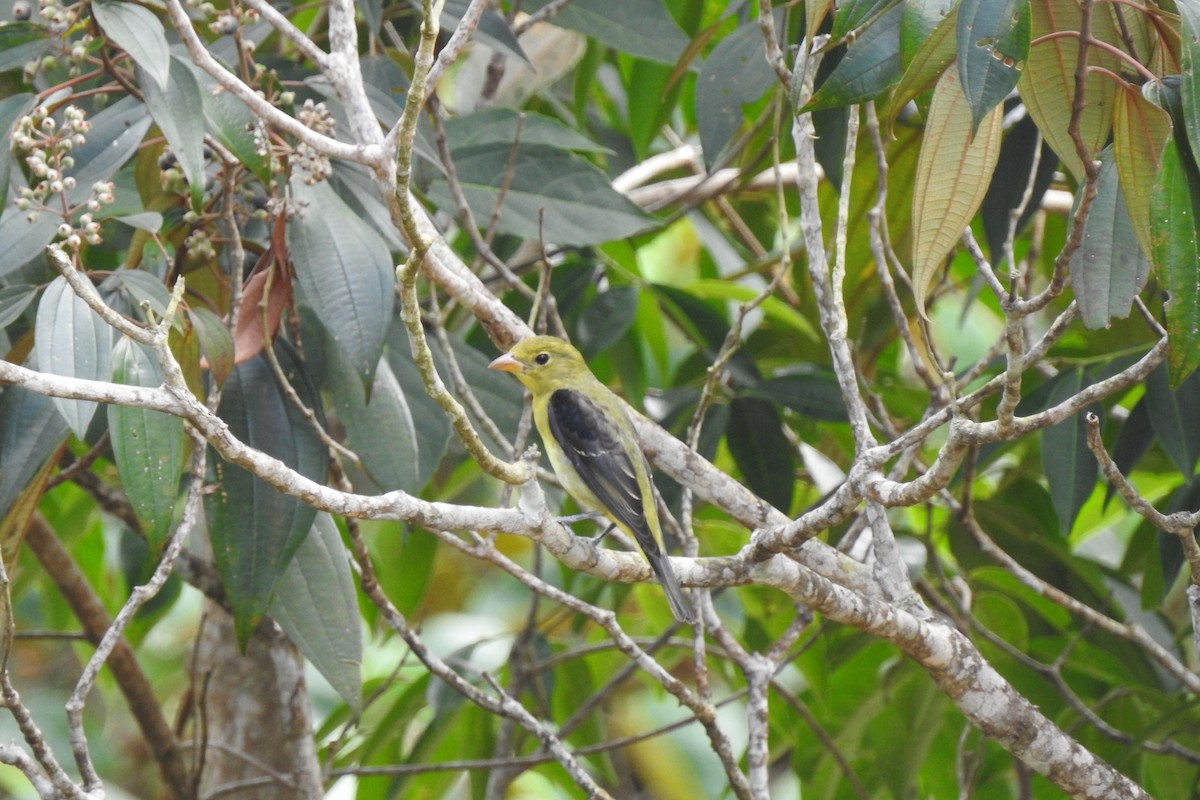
489 335 694 624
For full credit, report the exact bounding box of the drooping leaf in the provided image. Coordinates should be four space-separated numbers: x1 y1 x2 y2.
832 0 901 41
1151 140 1200 387
1041 370 1098 534
1105 395 1152 508
901 0 956 69
1178 0 1200 167
696 18 777 168
139 55 206 209
426 143 655 246
0 208 59 280
206 343 328 645
92 0 171 91
233 218 292 366
0 23 50 73
197 69 269 183
576 286 639 359
271 512 362 711
1144 362 1200 478
1113 83 1171 259
911 68 1003 316
749 370 850 422
189 306 235 386
1018 0 1119 179
955 0 1030 132
726 397 795 514
1068 151 1149 330
980 110 1058 262
288 178 393 392
888 7 957 131
0 383 68 524
34 275 114 438
535 0 690 65
805 3 904 111
442 0 529 65
444 108 610 154
108 337 187 552
0 284 37 328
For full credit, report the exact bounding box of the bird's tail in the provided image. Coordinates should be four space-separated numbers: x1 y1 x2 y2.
648 550 694 624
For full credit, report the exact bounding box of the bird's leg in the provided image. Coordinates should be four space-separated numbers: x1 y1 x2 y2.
556 510 605 525
589 522 617 545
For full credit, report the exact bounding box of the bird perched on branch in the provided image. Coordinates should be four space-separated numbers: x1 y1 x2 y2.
489 336 694 624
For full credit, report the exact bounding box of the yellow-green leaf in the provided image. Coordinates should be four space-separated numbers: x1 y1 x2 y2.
1113 83 1171 259
1018 0 1121 180
911 67 1003 316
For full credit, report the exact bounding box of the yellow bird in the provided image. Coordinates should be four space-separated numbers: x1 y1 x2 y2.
489 336 694 623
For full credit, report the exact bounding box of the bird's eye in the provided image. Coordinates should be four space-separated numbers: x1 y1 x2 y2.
535 353 550 365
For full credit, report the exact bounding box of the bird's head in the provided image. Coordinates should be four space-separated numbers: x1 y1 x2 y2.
488 335 589 393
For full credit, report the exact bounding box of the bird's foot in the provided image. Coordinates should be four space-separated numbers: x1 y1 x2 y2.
587 522 617 545
556 510 605 525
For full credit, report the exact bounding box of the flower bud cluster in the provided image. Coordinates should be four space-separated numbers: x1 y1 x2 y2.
10 106 113 249
37 0 79 32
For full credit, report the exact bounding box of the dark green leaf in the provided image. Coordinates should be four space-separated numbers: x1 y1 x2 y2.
576 286 639 358
109 337 186 551
0 284 37 328
956 0 1030 132
443 0 529 65
206 343 328 645
0 208 58 280
69 95 152 199
444 108 611 154
288 178 394 391
1144 362 1200 478
101 270 171 322
34 275 113 438
426 143 654 246
0 93 37 204
832 0 901 40
901 0 956 69
1151 140 1200 386
383 337 453 492
0 381 68 521
271 512 362 711
981 111 1058 262
1178 0 1200 168
726 397 795 513
651 283 761 387
197 69 269 183
0 23 50 73
812 106 850 192
139 55 206 209
749 371 849 422
1068 151 1149 330
695 18 776 168
189 306 234 386
1041 370 1097 534
111 212 164 233
535 0 689 65
1105 396 1152 509
805 3 903 111
92 1 171 91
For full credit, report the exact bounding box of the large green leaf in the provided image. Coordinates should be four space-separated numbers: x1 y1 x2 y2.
140 55 206 209
271 512 362 711
426 143 655 246
748 370 849 422
805 3 904 111
108 337 187 552
1017 0 1119 180
0 382 68 521
576 286 639 358
534 0 689 65
726 397 795 513
92 0 171 91
0 209 58 280
955 0 1030 132
1041 370 1097 534
206 344 328 645
1113 83 1170 260
832 0 901 41
911 68 1003 315
288 178 394 392
0 23 50 73
0 285 37 328
901 0 956 69
1068 151 1149 330
196 69 269 183
888 7 957 130
444 108 610 153
695 18 776 168
1151 140 1200 387
34 275 114 438
1178 0 1200 168
1144 363 1200 478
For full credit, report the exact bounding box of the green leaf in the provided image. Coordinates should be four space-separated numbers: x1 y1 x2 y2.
748 371 849 421
887 7 956 131
385 326 455 490
576 286 639 358
108 337 186 552
271 512 362 711
0 93 37 204
288 178 394 392
0 284 37 328
426 143 654 246
1041 370 1097 534
111 212 164 233
980 113 1057 262
189 306 235 386
1018 0 1118 180
101 270 172 322
1144 362 1200 478
901 0 956 69
955 0 1030 132
140 55 206 209
805 3 903 111
911 67 1003 316
832 0 901 41
1113 83 1170 260
443 0 529 65
1105 395 1152 508
535 0 689 65
726 397 795 513
1151 140 1200 387
197 69 269 183
696 18 776 167
0 382 68 522
68 95 153 198
0 208 59 279
1068 151 1149 330
0 23 50 73
34 275 114 438
1178 0 1200 167
685 279 820 341
443 108 611 153
92 1 171 91
206 343 328 645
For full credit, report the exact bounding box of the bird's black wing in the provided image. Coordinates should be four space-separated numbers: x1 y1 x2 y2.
546 387 649 537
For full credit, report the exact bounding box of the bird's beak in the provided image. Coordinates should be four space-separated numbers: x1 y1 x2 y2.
488 353 524 373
